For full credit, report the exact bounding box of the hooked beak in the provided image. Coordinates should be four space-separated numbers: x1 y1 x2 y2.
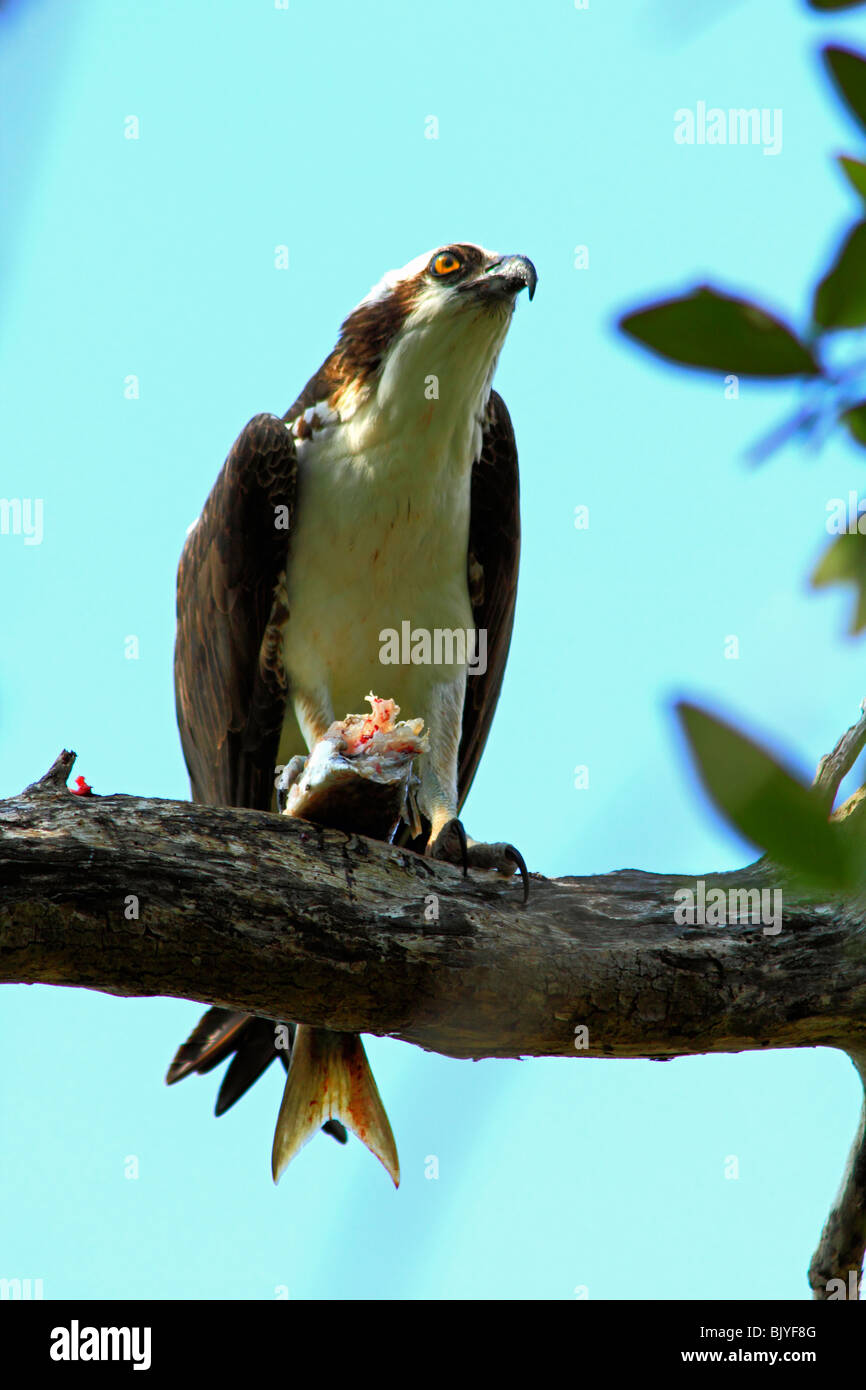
483 253 538 301
463 253 538 304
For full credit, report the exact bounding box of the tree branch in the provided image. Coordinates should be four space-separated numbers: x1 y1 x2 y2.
815 700 866 813
2 754 866 1298
809 1049 866 1301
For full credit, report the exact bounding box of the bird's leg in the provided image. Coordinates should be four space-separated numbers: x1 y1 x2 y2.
293 687 336 749
418 682 529 900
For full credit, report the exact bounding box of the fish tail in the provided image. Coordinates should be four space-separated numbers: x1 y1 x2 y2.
271 1026 399 1187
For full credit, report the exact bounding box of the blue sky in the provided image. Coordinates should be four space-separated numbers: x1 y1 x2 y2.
2 0 866 1300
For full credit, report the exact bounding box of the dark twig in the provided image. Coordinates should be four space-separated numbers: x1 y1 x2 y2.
25 749 76 794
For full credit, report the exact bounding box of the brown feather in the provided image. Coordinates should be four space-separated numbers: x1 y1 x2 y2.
169 413 306 1115
457 389 520 807
166 1008 251 1083
174 412 295 810
282 279 420 423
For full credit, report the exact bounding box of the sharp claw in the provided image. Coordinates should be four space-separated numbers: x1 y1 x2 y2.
505 846 530 904
453 818 468 878
431 820 527 899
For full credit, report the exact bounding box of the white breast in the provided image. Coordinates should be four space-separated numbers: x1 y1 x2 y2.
281 418 473 733
279 290 512 753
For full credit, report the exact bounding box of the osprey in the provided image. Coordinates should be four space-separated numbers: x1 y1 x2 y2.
167 242 536 1187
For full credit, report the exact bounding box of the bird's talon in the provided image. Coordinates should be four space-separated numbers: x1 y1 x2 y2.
429 820 529 900
504 846 530 904
455 819 468 877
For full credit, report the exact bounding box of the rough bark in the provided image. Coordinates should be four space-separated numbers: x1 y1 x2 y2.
2 751 866 1299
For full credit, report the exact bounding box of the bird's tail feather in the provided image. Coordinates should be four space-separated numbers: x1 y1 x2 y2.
271 1026 399 1187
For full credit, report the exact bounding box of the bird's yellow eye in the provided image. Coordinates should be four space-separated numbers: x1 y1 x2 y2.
431 251 461 277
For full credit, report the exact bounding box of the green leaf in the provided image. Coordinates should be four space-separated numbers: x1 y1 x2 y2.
843 400 866 447
809 0 866 11
619 287 818 377
812 531 866 633
813 221 866 328
823 46 866 135
838 155 866 201
678 703 856 892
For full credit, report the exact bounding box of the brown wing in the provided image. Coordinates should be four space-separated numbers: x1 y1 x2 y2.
174 412 295 811
169 414 308 1116
457 389 521 809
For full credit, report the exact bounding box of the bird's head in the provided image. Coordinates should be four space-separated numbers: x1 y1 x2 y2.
315 244 537 422
361 243 537 315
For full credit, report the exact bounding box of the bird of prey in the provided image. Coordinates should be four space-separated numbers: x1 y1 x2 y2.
167 242 536 1188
